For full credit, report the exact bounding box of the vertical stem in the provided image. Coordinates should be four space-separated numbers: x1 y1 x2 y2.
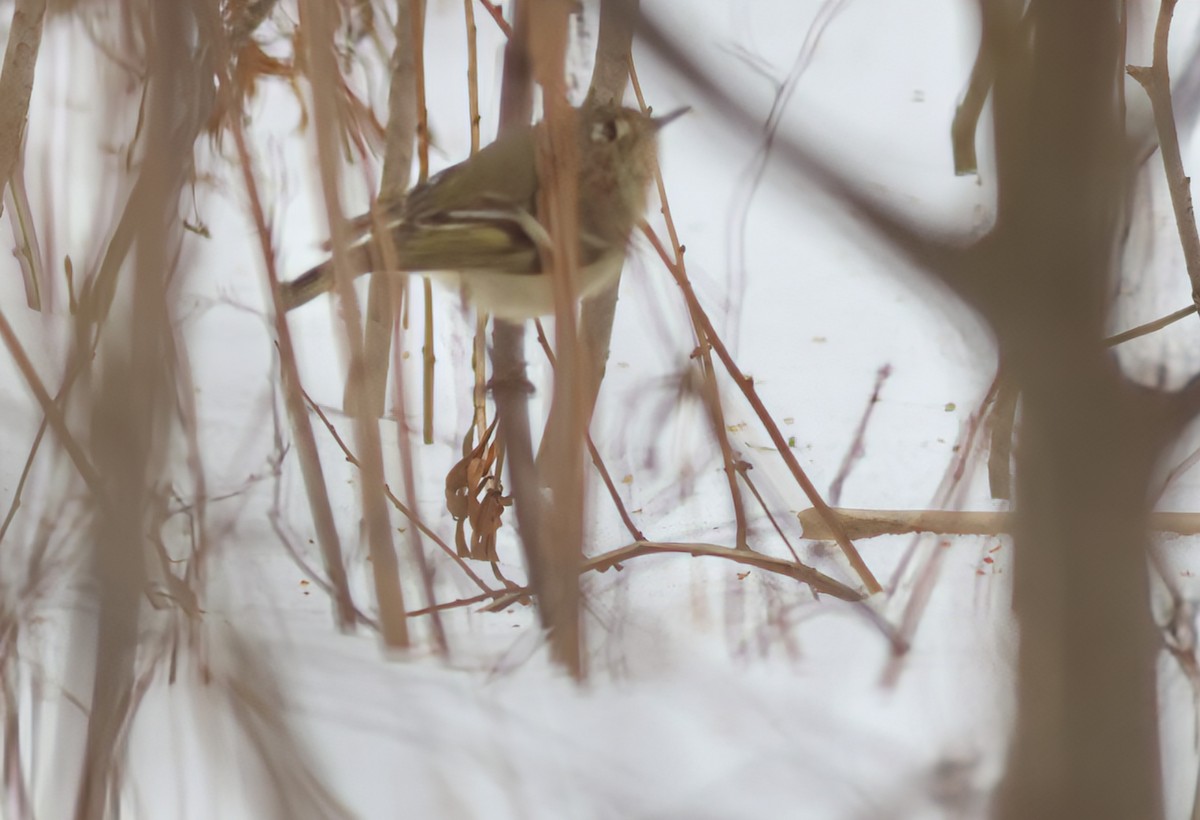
992 4 1162 816
301 0 410 648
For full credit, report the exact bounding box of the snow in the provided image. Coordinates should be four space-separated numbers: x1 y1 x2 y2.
3 1 1199 818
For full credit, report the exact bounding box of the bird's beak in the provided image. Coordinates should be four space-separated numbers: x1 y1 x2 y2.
651 107 691 130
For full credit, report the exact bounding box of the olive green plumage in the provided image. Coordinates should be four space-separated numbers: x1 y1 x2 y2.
281 103 682 318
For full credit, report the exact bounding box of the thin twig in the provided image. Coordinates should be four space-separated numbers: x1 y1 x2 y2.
463 0 481 154
440 539 864 616
0 310 105 497
465 0 488 445
1105 303 1197 346
829 364 890 506
1128 0 1200 309
301 389 496 595
588 541 858 600
642 225 881 593
477 0 512 37
738 467 804 565
222 45 358 631
629 63 750 551
7 154 43 310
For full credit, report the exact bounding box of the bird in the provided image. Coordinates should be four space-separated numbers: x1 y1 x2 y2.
280 102 687 319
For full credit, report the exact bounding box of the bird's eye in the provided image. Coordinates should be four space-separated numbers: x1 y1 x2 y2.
591 117 627 143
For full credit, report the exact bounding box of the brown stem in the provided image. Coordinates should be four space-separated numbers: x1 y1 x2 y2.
528 1 586 679
223 50 357 632
0 0 45 205
798 506 1200 540
1128 0 1200 309
301 0 409 647
642 226 882 593
533 320 646 543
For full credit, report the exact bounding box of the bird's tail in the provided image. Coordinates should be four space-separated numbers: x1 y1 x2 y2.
279 260 335 310
278 239 381 311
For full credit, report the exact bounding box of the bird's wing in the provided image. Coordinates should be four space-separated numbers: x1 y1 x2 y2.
404 127 540 221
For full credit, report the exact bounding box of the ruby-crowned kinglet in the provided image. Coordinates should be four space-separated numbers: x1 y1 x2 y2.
280 103 686 319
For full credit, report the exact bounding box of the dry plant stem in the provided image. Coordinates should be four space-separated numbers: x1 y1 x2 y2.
354 171 446 639
587 438 647 542
1128 0 1200 308
536 280 618 476
474 540 862 614
1106 303 1197 345
303 389 496 594
422 277 434 443
359 274 397 417
354 0 421 419
0 0 46 205
951 8 1033 178
591 0 638 103
951 15 994 176
227 103 357 631
413 0 437 444
738 468 804 564
829 365 889 506
162 316 213 600
269 511 380 631
882 381 1001 687
464 2 486 440
486 0 561 664
988 7 1161 816
629 64 752 550
798 507 1200 539
987 366 1017 499
696 350 750 548
75 2 203 812
411 0 430 185
463 0 482 154
800 508 1008 540
533 321 646 542
535 0 638 476
993 300 1192 501
0 408 48 545
642 227 882 593
390 309 449 653
406 589 511 617
477 0 512 37
0 312 104 495
497 0 532 128
643 7 1158 809
380 0 422 201
302 0 409 648
7 155 43 310
210 0 357 629
488 318 549 586
2 658 31 818
585 541 858 600
473 314 488 440
530 2 586 679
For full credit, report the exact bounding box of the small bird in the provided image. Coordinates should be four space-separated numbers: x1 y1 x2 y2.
281 103 687 319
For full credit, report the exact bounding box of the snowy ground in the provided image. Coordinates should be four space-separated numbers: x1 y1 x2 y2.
6 1 1200 818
